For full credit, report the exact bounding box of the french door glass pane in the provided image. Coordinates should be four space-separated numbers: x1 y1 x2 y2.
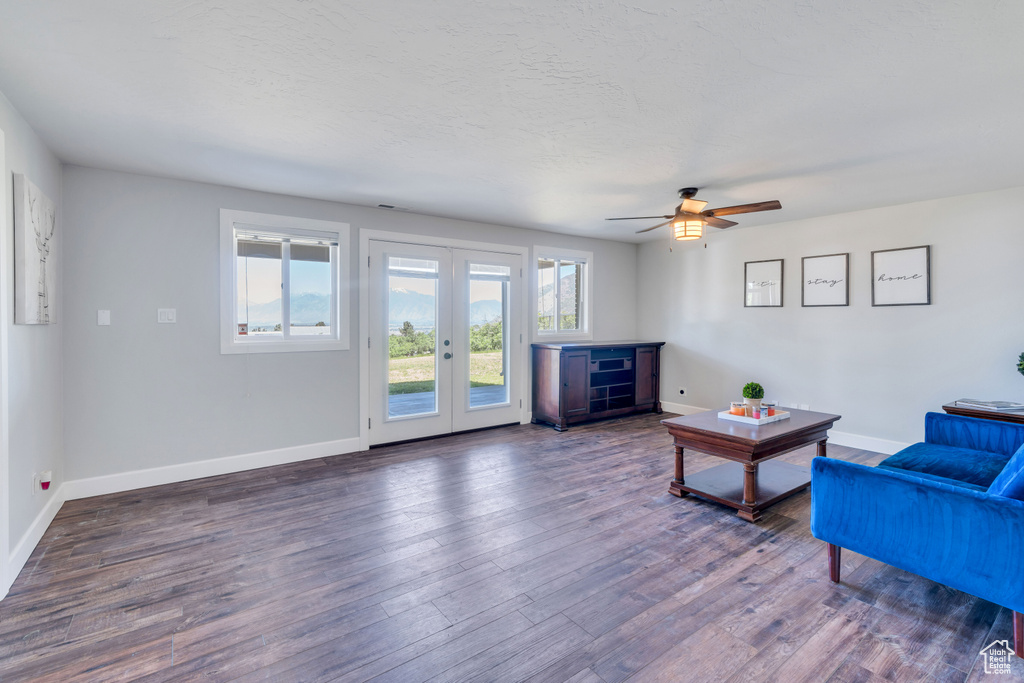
237 241 282 336
290 243 332 336
469 264 510 408
387 256 439 418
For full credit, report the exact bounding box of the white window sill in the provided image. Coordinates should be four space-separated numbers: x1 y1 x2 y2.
221 339 348 354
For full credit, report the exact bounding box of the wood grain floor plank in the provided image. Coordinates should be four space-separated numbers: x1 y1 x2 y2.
586 565 778 683
625 622 758 683
331 595 535 683
229 602 453 683
423 613 591 683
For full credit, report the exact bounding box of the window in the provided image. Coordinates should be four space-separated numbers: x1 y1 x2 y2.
220 209 349 353
535 247 592 338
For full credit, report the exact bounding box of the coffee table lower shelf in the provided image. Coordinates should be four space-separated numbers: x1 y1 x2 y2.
669 460 811 522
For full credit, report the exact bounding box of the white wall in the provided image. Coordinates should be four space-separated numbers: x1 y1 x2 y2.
638 186 1024 447
0 90 64 592
61 166 638 482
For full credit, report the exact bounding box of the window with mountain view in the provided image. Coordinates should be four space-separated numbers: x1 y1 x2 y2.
220 210 349 354
535 249 591 337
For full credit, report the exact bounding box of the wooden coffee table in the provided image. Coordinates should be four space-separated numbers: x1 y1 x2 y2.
662 408 841 522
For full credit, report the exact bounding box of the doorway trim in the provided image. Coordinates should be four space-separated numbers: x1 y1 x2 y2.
358 229 530 451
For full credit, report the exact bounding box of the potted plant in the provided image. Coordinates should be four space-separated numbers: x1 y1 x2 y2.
1018 352 1024 378
742 382 765 414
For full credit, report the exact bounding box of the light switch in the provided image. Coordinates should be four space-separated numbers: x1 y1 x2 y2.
157 308 177 324
97 310 111 326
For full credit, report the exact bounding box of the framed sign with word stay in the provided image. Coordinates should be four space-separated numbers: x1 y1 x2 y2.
744 259 784 307
871 245 930 306
802 253 849 307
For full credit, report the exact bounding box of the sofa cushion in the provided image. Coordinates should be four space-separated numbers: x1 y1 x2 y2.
877 442 1011 488
880 467 989 492
925 412 1024 456
988 445 1024 500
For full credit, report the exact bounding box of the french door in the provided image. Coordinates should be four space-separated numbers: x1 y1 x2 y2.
368 240 523 445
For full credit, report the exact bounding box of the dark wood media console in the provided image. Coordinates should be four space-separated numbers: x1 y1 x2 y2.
531 341 665 431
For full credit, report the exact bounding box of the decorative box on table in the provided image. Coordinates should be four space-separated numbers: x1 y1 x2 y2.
718 410 791 426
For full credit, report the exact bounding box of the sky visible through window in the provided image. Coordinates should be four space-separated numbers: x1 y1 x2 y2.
238 256 331 332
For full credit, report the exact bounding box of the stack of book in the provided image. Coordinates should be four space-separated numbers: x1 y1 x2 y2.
954 399 1024 412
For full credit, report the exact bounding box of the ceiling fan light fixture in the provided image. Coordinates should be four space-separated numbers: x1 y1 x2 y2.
607 188 781 238
672 218 703 241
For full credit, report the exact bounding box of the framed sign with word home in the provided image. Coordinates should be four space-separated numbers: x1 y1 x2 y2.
744 259 784 307
871 245 930 306
802 253 849 307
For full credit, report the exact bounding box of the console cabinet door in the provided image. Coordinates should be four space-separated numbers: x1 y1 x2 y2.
634 346 657 405
563 351 590 416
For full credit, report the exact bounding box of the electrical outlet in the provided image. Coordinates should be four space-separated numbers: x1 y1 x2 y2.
32 471 53 495
678 387 687 396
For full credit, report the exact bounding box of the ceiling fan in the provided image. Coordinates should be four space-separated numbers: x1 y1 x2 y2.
607 188 782 241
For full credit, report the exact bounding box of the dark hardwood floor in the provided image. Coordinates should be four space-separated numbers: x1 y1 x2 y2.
0 414 1019 681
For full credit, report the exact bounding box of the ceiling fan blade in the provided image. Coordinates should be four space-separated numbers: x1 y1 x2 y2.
702 200 782 217
635 219 673 234
606 215 673 221
705 216 739 229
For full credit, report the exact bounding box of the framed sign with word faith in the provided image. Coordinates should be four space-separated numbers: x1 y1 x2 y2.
802 253 849 307
744 259 784 307
871 245 930 306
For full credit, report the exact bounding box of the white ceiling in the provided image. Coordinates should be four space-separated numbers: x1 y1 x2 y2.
1 1 1023 242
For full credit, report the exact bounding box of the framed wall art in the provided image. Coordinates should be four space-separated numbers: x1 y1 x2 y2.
802 253 849 307
744 259 783 307
14 173 58 324
871 245 930 306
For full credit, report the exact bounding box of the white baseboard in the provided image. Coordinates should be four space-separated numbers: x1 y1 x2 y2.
660 401 710 416
828 430 909 456
4 482 67 598
63 437 362 501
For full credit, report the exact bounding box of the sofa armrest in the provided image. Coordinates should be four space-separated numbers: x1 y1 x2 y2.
925 411 1024 456
811 456 1024 613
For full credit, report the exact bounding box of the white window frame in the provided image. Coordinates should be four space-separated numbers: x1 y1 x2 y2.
220 209 349 354
533 246 593 340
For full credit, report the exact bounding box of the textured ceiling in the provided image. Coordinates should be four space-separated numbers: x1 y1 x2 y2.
1 1 1023 241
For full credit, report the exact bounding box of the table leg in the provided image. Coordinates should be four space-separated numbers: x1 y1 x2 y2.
736 463 762 522
817 439 828 458
669 445 689 497
742 463 758 506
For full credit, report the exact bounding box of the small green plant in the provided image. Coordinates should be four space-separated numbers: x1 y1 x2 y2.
1018 352 1024 378
742 382 764 400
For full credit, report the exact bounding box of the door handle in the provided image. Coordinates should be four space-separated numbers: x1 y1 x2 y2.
444 352 452 360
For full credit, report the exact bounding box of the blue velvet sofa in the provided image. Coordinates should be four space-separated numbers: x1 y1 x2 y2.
811 412 1024 656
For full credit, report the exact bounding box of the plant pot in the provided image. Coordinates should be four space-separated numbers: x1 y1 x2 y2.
744 397 762 417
